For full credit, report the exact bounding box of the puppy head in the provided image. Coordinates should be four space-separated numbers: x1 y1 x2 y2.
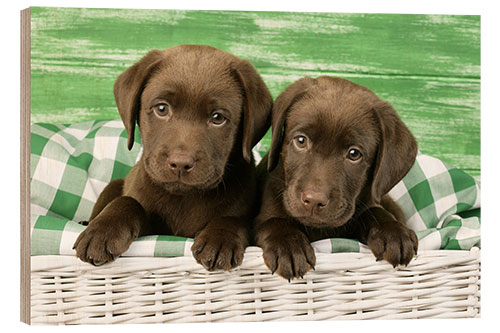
269 76 417 228
114 45 272 193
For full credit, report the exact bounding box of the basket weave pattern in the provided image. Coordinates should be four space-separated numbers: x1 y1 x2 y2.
31 248 480 324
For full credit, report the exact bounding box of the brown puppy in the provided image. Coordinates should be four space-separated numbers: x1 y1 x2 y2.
74 45 272 270
254 76 418 280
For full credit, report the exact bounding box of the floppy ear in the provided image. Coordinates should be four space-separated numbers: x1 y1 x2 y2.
267 77 316 171
370 101 418 203
231 60 273 163
113 49 164 150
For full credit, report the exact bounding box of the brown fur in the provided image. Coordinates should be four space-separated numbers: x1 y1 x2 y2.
254 76 418 280
74 45 272 270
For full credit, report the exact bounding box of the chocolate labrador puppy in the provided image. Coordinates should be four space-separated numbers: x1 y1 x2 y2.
74 45 272 270
254 76 418 280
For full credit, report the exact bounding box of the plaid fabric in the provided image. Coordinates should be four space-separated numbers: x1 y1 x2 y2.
31 120 480 257
31 215 193 257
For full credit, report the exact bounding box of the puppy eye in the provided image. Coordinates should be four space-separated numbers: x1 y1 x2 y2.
153 103 170 117
293 135 309 151
210 111 227 126
347 148 362 161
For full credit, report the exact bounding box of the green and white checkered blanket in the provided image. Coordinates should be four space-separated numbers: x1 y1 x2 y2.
31 120 480 257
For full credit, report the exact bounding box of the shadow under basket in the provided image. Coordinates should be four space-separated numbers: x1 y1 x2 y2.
30 247 480 324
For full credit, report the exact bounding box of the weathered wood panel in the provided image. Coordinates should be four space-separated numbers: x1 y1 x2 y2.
29 7 480 177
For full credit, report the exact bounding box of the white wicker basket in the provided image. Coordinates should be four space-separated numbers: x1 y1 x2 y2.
30 247 480 324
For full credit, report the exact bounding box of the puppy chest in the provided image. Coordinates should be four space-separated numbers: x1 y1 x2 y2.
147 197 214 238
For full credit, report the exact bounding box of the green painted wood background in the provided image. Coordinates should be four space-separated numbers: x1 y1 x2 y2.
30 7 480 179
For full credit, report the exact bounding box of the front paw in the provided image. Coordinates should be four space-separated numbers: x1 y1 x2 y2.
73 217 138 266
191 229 245 271
261 231 316 281
367 222 418 267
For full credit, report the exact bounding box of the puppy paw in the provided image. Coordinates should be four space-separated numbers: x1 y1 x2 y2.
261 231 316 281
191 229 245 271
367 222 418 267
73 217 139 266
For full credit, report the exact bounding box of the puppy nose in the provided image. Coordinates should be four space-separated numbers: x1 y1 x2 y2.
167 154 194 173
301 190 329 209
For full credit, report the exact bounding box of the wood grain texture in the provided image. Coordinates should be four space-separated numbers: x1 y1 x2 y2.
21 7 31 324
29 7 480 177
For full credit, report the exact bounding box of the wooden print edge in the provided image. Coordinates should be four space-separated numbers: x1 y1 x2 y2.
20 7 31 325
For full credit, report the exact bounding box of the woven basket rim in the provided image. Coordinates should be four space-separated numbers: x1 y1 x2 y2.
31 247 480 274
